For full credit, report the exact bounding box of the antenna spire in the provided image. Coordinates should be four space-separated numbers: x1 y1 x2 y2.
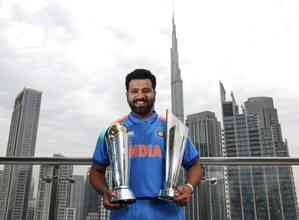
172 0 175 23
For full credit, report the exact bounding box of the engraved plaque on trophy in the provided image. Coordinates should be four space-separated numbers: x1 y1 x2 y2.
159 110 189 200
106 123 136 204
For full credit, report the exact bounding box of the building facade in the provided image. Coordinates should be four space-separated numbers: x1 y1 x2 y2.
85 212 100 220
70 175 85 220
186 111 226 220
98 167 112 220
245 97 299 219
98 197 109 220
83 171 100 220
220 82 298 220
64 208 76 220
34 164 53 220
25 183 35 220
34 154 74 220
25 200 35 220
0 169 3 185
0 88 42 220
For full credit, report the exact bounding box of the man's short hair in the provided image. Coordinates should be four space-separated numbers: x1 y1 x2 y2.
125 69 156 91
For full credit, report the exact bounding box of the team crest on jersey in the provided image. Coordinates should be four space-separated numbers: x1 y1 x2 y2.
156 130 165 138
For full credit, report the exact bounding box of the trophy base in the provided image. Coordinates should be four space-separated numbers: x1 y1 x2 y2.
111 188 136 205
158 188 176 201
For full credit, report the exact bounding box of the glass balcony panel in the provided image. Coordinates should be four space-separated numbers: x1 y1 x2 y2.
0 158 299 220
187 164 299 220
0 163 105 220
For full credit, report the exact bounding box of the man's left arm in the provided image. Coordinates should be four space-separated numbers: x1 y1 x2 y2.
174 161 203 206
174 162 203 206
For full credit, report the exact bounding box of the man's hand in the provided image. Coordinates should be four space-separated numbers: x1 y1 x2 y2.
103 189 124 209
173 184 193 206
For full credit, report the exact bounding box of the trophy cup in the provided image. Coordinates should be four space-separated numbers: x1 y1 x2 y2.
159 110 189 200
106 123 136 204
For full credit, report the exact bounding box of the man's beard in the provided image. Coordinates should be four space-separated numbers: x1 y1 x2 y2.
128 97 155 116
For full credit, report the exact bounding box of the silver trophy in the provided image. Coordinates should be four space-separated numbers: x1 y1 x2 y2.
159 110 189 200
106 123 136 204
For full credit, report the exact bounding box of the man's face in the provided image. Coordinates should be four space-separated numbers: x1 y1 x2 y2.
127 79 156 117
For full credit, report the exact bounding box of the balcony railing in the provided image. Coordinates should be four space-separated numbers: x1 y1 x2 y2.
1 157 298 220
1 156 299 165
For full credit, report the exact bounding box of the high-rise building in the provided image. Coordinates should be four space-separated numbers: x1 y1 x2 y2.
34 165 53 220
170 15 189 218
0 88 42 220
171 16 184 122
0 169 3 182
98 167 112 220
64 208 76 220
99 197 109 220
0 169 4 216
83 171 100 220
34 154 74 220
85 212 99 220
0 169 3 192
245 97 299 219
25 183 35 220
220 82 298 220
186 111 226 220
25 199 35 220
70 175 85 220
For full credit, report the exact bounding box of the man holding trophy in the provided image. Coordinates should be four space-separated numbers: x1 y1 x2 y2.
89 69 203 220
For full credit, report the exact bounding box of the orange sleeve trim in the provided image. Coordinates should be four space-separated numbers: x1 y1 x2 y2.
159 115 166 122
111 115 128 125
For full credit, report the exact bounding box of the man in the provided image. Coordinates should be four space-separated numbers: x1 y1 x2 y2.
89 69 203 220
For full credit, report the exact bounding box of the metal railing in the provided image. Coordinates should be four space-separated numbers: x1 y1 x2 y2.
1 156 299 166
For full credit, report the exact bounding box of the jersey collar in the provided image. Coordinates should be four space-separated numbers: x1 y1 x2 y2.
128 111 158 124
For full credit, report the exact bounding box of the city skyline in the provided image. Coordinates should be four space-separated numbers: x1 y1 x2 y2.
221 83 298 219
1 2 299 219
2 0 299 208
0 1 299 160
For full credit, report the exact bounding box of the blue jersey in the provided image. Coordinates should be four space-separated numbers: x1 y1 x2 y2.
92 111 199 198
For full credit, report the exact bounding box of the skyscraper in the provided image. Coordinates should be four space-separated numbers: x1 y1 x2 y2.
170 15 189 218
25 182 35 220
34 154 74 220
220 82 298 220
70 175 85 220
0 88 42 220
34 164 53 220
98 167 112 220
171 16 184 122
85 212 100 220
186 111 226 220
83 171 100 220
25 199 35 220
64 208 76 220
99 197 109 220
244 97 299 219
0 169 3 192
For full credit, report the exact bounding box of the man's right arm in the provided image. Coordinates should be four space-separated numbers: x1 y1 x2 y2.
89 164 121 209
89 164 109 194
